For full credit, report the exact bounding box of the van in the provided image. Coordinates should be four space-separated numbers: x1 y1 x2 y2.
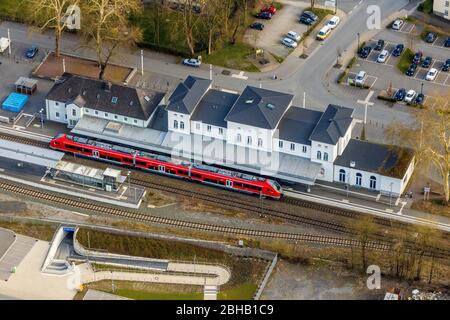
317 26 331 40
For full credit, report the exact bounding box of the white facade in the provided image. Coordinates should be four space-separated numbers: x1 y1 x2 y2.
191 121 227 140
433 0 450 20
168 111 191 134
226 121 274 152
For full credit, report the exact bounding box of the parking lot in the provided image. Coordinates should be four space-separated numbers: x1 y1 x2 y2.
0 233 36 281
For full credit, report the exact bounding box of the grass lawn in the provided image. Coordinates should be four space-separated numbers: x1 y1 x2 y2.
116 289 203 300
397 48 414 73
218 283 257 300
0 220 57 241
411 199 450 218
201 43 259 72
417 0 434 14
0 0 26 21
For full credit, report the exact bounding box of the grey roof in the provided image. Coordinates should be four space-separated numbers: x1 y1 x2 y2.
309 104 354 145
166 75 212 115
190 89 239 128
334 139 414 178
277 107 323 145
225 86 294 129
46 73 165 121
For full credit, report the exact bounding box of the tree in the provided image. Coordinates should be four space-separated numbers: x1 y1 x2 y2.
203 0 222 54
28 0 80 57
178 0 203 56
310 0 316 9
354 215 377 271
385 92 450 203
81 0 143 80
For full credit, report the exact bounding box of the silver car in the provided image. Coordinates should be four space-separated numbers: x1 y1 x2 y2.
282 37 297 48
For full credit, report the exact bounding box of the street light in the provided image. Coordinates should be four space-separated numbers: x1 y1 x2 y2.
420 82 424 95
357 33 360 53
39 108 44 129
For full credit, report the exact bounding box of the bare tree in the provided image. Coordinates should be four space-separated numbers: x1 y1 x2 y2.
178 0 203 56
81 0 143 80
28 0 80 57
354 215 377 271
385 92 450 203
310 0 316 9
203 0 222 54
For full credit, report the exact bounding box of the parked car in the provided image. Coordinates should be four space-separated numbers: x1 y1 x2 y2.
250 22 264 30
392 44 404 57
425 32 437 43
261 5 276 15
414 93 425 105
445 37 450 47
326 16 340 29
183 58 201 67
374 39 385 51
301 11 318 22
354 70 367 86
406 63 417 76
286 31 301 42
0 37 10 53
282 37 297 48
359 46 372 59
255 12 272 19
442 59 450 72
404 89 416 103
421 56 432 68
394 88 406 101
412 51 423 64
392 19 404 30
425 68 438 81
316 26 331 40
25 45 38 59
377 49 389 63
299 15 315 25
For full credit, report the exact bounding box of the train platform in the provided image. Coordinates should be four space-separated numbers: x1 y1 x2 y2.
72 116 321 185
0 138 64 167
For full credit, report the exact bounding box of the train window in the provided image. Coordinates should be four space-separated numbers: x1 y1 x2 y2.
147 165 157 170
136 161 147 166
123 158 133 164
191 173 202 179
204 178 221 185
178 170 189 175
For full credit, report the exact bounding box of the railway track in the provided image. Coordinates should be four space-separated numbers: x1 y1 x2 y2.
1 179 449 260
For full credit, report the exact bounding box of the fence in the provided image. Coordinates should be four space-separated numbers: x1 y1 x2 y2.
253 254 278 300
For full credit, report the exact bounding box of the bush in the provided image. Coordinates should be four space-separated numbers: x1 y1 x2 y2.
337 71 347 84
397 48 414 73
377 94 397 103
418 0 433 14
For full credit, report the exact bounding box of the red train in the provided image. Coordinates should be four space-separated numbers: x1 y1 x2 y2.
50 134 282 199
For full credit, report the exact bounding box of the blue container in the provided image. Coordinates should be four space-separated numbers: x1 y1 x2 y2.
2 92 29 113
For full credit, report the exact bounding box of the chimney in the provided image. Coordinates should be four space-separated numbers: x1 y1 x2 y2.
104 81 112 92
350 161 355 168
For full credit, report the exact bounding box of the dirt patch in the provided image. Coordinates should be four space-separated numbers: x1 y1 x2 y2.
143 189 177 208
33 53 134 83
0 201 27 214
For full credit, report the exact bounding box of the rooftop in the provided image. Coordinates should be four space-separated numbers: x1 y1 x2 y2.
46 73 165 121
166 75 212 115
225 86 294 130
334 139 415 178
277 106 323 145
309 104 354 145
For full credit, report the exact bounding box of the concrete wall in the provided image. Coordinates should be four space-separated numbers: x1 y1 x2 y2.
41 226 68 271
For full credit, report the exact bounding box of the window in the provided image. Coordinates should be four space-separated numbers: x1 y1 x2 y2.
317 151 322 160
369 176 377 189
85 109 89 114
134 119 137 124
95 111 99 115
55 112 60 118
247 136 252 145
237 134 242 142
180 121 185 129
324 152 328 161
55 102 59 106
104 112 108 117
124 117 128 122
72 109 76 117
302 146 307 153
290 143 295 151
356 173 362 186
114 115 118 120
196 123 200 130
339 169 346 182
173 120 178 129
207 125 211 132
219 128 223 135
258 138 263 147
279 140 283 148
111 97 118 104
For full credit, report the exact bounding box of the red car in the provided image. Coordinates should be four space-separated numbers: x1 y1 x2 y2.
260 5 276 15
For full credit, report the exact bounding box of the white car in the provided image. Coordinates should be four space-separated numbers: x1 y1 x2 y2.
392 19 404 30
282 37 297 48
404 89 416 103
183 58 201 67
377 49 389 63
426 68 438 81
326 16 340 29
286 31 301 42
354 70 367 86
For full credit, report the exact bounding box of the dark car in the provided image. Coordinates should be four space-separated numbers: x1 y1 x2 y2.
421 56 432 68
445 37 450 47
250 22 264 30
299 15 315 25
406 63 417 76
392 44 404 57
374 39 385 51
394 88 406 101
301 10 318 21
359 46 372 59
414 93 425 105
412 51 423 64
425 32 437 43
442 59 450 72
25 45 38 59
256 12 272 19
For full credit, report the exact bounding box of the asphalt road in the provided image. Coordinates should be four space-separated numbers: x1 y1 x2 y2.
0 0 414 134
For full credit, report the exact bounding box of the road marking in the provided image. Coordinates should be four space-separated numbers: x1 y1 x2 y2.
231 71 248 80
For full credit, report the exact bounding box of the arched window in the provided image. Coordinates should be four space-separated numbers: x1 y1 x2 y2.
173 120 178 129
247 136 252 145
180 121 185 130
317 151 322 160
323 152 329 161
369 176 377 189
237 134 242 143
355 173 362 186
258 138 263 147
339 169 346 182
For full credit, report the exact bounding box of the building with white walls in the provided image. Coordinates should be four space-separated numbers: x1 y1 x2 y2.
433 0 450 20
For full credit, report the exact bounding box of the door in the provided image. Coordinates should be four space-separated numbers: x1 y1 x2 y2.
92 150 99 158
226 180 233 188
158 165 165 172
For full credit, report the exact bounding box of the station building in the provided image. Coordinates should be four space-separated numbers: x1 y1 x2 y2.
46 74 415 197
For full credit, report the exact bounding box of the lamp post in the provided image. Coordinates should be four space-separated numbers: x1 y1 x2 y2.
420 82 424 95
357 33 360 53
39 108 44 129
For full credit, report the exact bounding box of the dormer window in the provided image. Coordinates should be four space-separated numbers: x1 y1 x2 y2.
82 90 87 96
245 99 254 104
111 97 118 104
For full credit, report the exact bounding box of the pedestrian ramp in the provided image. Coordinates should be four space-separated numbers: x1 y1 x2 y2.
204 285 218 300
0 235 37 281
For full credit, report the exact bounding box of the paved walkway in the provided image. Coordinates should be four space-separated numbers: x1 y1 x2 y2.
83 289 130 300
0 234 36 281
